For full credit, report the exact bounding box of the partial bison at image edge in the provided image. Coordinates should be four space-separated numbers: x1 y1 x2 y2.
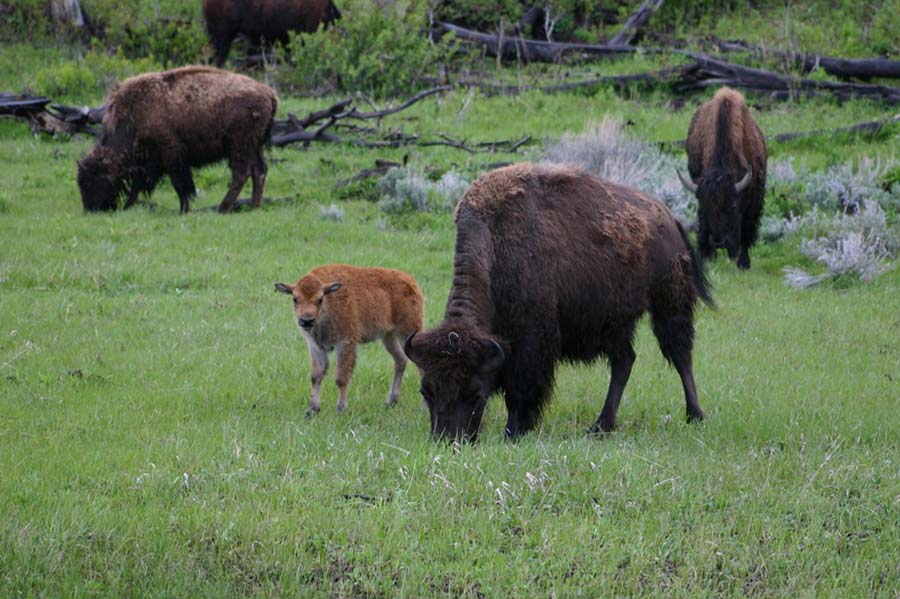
677 86 768 270
77 66 278 214
204 0 341 67
404 162 715 442
275 264 424 417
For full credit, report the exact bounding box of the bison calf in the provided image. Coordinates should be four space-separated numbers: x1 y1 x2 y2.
77 66 278 214
677 87 767 269
275 265 424 417
404 163 714 442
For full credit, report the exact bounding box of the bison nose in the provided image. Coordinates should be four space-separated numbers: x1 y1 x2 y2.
298 315 315 329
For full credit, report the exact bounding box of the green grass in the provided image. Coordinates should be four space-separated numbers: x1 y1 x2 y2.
3 35 900 597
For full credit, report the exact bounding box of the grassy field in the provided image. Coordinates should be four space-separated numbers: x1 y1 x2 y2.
2 13 900 597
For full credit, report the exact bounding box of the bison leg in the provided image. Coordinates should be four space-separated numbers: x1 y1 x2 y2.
123 185 141 210
250 152 267 209
217 166 251 213
500 331 558 439
210 29 237 68
166 163 196 214
334 343 357 413
589 344 636 434
381 333 407 407
651 313 705 422
306 341 329 418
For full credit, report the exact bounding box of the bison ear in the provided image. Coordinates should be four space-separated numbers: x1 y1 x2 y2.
323 282 342 295
478 339 506 373
274 282 293 294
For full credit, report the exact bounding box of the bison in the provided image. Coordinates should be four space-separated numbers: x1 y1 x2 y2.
403 163 714 442
204 0 341 67
275 264 424 417
677 87 767 270
77 66 278 214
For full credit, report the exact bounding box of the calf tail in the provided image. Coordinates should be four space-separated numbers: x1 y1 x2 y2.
677 220 715 309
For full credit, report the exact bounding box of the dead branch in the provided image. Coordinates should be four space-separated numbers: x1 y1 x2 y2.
464 65 686 95
608 0 665 46
335 159 404 188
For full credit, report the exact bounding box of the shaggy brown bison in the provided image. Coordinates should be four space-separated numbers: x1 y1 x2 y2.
677 87 767 269
77 66 278 214
204 0 341 67
404 163 714 442
276 265 424 417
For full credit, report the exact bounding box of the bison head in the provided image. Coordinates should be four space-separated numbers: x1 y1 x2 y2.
677 167 751 261
404 325 506 443
275 274 342 333
77 146 126 212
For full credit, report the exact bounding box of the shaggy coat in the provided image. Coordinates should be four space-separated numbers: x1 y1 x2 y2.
276 265 424 417
77 66 278 214
204 0 341 67
681 87 767 269
404 163 714 442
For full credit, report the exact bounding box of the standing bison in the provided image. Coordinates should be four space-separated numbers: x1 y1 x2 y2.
404 163 714 442
203 0 341 67
77 66 278 214
677 87 767 269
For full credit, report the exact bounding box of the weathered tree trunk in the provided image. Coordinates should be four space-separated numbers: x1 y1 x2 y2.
608 0 665 46
50 0 85 27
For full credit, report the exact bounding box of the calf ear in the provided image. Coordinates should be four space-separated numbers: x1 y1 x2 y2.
274 282 293 294
478 339 506 373
323 282 342 295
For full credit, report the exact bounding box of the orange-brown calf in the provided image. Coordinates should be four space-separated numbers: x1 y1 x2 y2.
275 264 424 417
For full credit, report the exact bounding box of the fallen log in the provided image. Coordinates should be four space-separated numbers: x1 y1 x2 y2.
709 37 900 81
608 0 664 47
463 65 687 95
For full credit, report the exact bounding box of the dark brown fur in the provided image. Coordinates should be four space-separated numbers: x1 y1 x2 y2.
405 163 713 442
683 87 767 269
77 66 278 214
203 0 341 67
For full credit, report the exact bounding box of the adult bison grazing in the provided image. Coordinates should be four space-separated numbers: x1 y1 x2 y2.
677 87 767 270
204 0 341 67
77 66 278 214
404 163 714 442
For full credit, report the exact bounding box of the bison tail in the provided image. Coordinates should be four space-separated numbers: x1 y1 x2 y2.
677 220 715 310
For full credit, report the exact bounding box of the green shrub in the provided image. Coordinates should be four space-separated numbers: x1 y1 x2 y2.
283 0 456 98
33 45 161 101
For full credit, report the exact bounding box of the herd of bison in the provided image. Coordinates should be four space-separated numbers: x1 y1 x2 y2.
73 2 771 442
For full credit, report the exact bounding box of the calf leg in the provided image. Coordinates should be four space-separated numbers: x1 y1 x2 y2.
334 343 357 413
381 333 407 407
589 343 636 434
217 164 251 214
652 312 705 422
250 152 267 209
305 340 329 418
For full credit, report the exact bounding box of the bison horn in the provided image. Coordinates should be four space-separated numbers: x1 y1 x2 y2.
403 330 419 363
676 169 698 194
734 168 753 193
479 339 506 373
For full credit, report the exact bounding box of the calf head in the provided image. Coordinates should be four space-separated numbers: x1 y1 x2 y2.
404 325 506 443
677 167 751 260
77 146 125 212
275 274 341 332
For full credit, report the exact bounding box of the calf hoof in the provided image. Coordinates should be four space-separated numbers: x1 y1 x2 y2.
385 393 399 407
336 401 347 414
305 406 319 419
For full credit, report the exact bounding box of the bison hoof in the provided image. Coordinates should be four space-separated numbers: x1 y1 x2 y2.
385 394 399 407
305 406 319 419
736 256 750 270
687 408 705 422
588 419 615 435
217 203 234 214
336 401 347 414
